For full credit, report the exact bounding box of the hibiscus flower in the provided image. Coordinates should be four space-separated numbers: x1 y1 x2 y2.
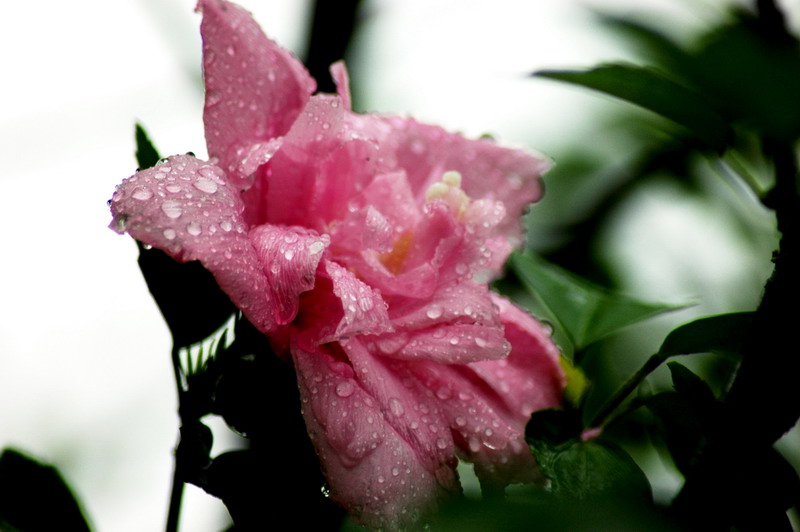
110 0 565 528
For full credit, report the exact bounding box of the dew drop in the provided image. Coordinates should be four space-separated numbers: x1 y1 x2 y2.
436 438 448 450
187 222 202 236
449 337 460 345
425 305 443 320
163 228 177 240
389 398 404 417
220 220 233 232
194 177 218 194
335 381 354 398
132 187 153 200
455 416 466 427
284 249 295 260
308 240 325 255
166 184 182 194
474 336 487 347
161 201 182 219
391 467 400 477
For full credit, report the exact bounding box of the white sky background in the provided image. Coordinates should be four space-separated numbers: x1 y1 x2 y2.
0 0 796 530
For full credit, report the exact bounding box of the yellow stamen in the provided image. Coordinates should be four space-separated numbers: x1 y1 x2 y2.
379 233 413 275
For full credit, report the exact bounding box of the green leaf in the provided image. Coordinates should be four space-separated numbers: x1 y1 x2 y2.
0 448 92 532
535 64 730 151
657 312 754 359
644 391 705 476
511 251 683 353
546 440 652 503
135 122 161 170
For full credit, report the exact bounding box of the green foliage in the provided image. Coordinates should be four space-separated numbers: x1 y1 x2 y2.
536 64 730 151
0 448 92 531
134 122 161 170
511 251 683 356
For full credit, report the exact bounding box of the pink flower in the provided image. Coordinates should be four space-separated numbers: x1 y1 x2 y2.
110 0 565 528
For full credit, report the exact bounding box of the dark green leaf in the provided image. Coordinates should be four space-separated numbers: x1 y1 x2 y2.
667 362 718 423
511 251 683 353
535 64 730 151
547 440 652 503
135 122 161 170
644 392 705 476
0 448 92 532
657 312 754 359
137 246 238 349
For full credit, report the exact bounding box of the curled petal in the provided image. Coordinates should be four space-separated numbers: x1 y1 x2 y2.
250 224 329 324
469 294 565 423
330 60 352 111
109 154 275 332
293 343 455 530
198 0 316 188
324 260 393 340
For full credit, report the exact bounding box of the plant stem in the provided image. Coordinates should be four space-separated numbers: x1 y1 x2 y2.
589 353 664 428
165 346 186 532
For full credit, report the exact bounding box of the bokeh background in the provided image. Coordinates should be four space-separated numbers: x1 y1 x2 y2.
1 0 798 530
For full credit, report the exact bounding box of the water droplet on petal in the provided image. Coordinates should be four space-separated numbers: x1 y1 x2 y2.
163 228 177 240
389 398 404 417
187 222 202 236
474 336 487 347
194 177 218 194
426 305 443 320
220 220 233 232
166 184 182 194
391 467 399 477
161 201 182 219
132 187 153 200
455 416 466 427
436 438 448 450
335 382 354 398
284 249 295 260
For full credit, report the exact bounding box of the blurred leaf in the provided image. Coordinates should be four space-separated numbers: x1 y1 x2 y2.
657 311 754 359
598 15 692 76
535 64 730 151
688 11 800 141
135 122 160 170
0 448 92 532
511 251 683 353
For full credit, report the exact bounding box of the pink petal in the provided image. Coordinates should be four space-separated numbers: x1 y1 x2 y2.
293 342 456 529
469 294 565 423
330 60 351 111
109 155 275 332
198 0 316 189
378 323 510 364
249 224 329 325
348 115 550 245
242 94 348 228
409 360 540 487
324 260 392 340
388 282 498 330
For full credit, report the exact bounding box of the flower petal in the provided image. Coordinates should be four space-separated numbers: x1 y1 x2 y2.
377 323 510 364
330 60 351 111
198 0 316 188
348 115 550 245
109 154 275 332
469 294 565 423
324 260 392 340
250 224 329 325
293 342 455 530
